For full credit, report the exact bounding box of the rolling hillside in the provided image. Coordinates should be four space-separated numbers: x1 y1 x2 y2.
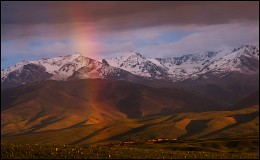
1 79 225 136
1 105 258 146
1 79 258 149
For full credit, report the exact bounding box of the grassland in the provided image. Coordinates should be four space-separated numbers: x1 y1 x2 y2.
1 92 259 159
1 140 259 159
2 105 258 146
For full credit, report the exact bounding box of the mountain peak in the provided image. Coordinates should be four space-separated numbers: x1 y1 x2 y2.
1 44 259 88
74 52 82 55
71 52 83 58
124 51 143 58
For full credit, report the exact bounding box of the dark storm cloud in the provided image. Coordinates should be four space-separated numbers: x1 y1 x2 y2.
2 1 258 26
2 1 258 42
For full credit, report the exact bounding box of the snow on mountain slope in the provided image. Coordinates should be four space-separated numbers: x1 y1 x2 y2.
106 45 258 81
2 53 101 81
1 61 30 82
69 61 143 81
156 50 232 81
1 63 53 88
29 52 88 80
1 52 145 88
106 50 224 81
105 51 168 78
68 57 105 79
188 45 259 79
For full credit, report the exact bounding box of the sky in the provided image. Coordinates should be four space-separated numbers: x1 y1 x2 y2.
1 1 259 69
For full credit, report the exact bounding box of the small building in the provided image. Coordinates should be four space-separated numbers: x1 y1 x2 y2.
124 141 135 145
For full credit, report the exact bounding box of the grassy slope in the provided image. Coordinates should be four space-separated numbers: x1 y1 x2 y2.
1 79 224 135
2 105 258 148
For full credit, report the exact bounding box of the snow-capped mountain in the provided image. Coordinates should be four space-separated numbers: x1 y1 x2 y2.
1 53 143 88
187 45 259 80
106 45 259 81
1 45 259 88
1 61 30 80
105 51 168 79
30 52 95 80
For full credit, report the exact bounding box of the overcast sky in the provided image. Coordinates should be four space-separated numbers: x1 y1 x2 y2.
1 1 259 69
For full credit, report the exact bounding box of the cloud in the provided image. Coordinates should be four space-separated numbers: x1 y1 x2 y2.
139 22 259 58
2 1 259 41
1 22 259 62
1 2 259 68
2 1 258 25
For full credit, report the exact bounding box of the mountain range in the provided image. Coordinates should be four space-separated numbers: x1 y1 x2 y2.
1 44 259 145
1 45 259 88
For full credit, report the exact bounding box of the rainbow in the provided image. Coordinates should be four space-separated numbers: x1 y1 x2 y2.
64 2 101 60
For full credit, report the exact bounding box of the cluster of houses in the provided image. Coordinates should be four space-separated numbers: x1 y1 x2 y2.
123 138 178 145
103 138 179 146
145 138 178 144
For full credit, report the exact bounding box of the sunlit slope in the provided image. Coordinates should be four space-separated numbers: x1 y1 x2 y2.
1 79 224 135
2 105 258 145
107 105 259 141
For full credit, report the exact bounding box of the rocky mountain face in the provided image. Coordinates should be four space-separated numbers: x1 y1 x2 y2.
106 45 259 81
1 45 259 88
105 52 168 79
1 53 144 88
1 64 53 88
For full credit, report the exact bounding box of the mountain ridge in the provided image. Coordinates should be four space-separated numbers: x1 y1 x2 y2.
1 45 259 88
